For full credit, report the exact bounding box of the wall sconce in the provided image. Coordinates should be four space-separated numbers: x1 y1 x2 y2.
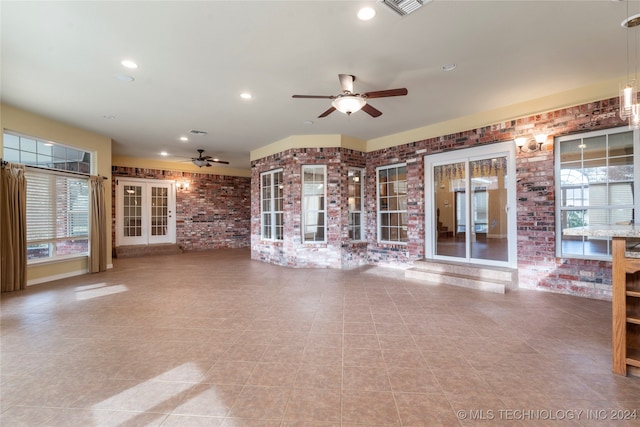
515 134 547 153
177 182 190 191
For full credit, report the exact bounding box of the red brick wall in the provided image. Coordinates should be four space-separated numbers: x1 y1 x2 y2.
112 166 250 251
250 97 626 299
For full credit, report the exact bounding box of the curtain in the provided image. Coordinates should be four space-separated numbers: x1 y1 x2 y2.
88 176 107 273
1 163 27 292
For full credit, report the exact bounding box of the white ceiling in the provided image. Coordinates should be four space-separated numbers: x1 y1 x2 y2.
1 0 636 169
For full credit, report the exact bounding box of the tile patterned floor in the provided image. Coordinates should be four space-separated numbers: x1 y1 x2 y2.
2 248 640 426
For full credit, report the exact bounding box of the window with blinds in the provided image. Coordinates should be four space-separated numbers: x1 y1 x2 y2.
556 127 637 260
3 131 93 262
25 171 89 261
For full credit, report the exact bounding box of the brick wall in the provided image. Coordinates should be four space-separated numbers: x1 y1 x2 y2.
112 166 250 251
250 96 626 300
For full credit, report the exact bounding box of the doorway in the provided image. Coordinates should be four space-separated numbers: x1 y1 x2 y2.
425 142 516 267
115 178 176 246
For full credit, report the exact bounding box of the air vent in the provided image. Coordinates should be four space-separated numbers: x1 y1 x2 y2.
380 0 430 16
188 129 208 136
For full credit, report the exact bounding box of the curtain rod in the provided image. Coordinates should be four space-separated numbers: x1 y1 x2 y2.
0 158 107 180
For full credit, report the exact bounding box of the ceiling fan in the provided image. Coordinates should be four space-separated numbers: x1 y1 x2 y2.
191 149 229 167
292 74 408 118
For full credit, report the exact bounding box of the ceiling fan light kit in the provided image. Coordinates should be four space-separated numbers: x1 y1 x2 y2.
332 95 366 115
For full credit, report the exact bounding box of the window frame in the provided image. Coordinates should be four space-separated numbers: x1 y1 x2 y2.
3 131 93 264
377 163 408 245
301 164 327 243
260 168 284 241
348 168 365 241
555 126 639 261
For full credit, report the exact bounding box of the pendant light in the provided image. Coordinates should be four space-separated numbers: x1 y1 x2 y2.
621 2 640 127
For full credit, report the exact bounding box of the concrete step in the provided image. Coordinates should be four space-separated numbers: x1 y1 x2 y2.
405 259 517 294
114 243 183 259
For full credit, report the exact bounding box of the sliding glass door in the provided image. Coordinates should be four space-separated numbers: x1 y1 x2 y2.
426 142 516 267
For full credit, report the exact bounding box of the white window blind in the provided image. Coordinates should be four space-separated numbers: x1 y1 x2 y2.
25 170 89 260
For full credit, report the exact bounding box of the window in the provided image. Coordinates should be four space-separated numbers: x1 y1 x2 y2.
3 132 91 173
556 127 637 259
348 168 364 241
3 131 93 262
261 169 284 240
302 165 326 242
25 172 89 261
377 164 408 243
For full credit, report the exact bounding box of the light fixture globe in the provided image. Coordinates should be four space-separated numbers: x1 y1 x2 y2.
620 81 637 119
332 95 366 115
192 159 208 167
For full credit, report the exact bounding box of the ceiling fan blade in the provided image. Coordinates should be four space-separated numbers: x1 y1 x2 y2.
318 106 336 118
210 159 230 165
363 88 408 99
362 103 383 118
292 95 334 99
338 74 355 93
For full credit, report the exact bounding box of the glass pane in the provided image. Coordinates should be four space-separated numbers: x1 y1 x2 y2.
21 137 37 153
470 157 508 262
37 141 53 156
434 162 466 258
4 133 20 149
609 131 633 157
123 185 143 237
582 135 606 160
560 139 584 163
4 147 20 162
27 243 51 260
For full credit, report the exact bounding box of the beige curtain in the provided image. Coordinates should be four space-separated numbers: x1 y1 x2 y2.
1 163 27 292
88 176 107 273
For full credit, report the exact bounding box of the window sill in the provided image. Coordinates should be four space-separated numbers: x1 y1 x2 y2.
27 254 88 267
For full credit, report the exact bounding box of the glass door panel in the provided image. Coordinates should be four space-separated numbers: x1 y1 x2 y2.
434 162 466 258
150 186 169 240
123 185 143 238
470 157 508 262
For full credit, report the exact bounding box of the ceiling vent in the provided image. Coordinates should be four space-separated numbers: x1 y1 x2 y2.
188 129 208 136
380 0 431 16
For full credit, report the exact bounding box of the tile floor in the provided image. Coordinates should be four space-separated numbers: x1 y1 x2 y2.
2 248 640 426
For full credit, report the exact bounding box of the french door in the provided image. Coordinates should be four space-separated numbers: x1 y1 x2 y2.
425 142 517 267
116 178 176 246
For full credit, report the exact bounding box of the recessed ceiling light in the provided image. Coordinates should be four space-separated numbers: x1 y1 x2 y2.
358 7 376 20
240 93 253 99
121 59 138 69
160 151 168 156
442 63 457 72
102 115 116 119
304 120 314 126
179 136 189 141
114 73 135 82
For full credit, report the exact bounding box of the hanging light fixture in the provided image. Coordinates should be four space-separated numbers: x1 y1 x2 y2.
332 95 366 115
621 3 640 125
